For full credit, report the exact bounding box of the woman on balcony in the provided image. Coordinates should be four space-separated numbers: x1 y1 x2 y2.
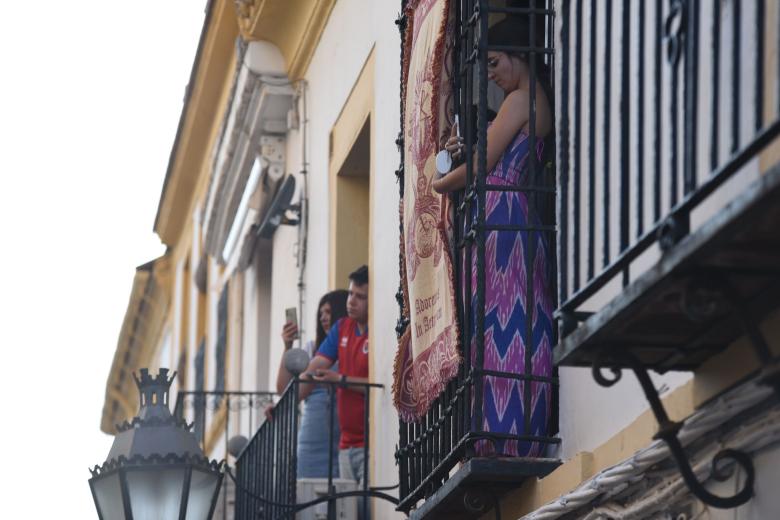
275 290 348 477
432 17 554 457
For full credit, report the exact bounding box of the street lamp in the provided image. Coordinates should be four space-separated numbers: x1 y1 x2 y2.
89 368 224 520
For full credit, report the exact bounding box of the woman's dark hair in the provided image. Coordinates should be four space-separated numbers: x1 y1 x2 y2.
487 16 548 78
315 290 348 347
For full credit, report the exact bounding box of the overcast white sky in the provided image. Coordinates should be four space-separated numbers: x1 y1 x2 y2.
0 1 206 516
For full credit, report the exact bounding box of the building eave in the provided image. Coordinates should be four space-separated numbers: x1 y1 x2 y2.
100 256 172 435
153 0 239 247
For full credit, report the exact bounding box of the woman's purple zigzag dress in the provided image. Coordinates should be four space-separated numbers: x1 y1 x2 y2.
469 128 553 457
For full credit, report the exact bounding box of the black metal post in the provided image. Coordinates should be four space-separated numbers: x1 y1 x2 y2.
710 0 721 172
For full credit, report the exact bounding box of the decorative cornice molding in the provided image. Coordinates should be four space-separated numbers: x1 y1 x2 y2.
286 0 337 80
235 0 337 81
234 0 255 21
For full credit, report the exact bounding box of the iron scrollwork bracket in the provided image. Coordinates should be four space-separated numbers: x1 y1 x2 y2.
592 348 755 509
665 0 687 67
658 213 690 252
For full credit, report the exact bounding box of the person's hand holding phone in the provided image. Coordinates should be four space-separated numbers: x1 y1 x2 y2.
445 116 463 160
445 133 464 161
282 307 299 349
281 321 299 350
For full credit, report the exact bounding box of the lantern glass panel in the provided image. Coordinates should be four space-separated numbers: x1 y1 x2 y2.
126 467 186 519
184 469 220 520
92 472 126 520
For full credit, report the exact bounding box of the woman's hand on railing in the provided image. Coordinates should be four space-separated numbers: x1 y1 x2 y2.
263 403 275 421
311 368 340 383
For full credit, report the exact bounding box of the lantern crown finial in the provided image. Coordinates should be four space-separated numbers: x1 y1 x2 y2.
133 368 176 409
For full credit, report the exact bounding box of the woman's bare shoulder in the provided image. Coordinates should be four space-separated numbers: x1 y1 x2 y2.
493 89 530 133
501 89 530 113
503 86 552 137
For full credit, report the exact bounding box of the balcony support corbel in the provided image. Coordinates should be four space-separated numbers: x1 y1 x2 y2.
681 273 780 398
592 348 755 509
713 277 780 398
463 488 500 520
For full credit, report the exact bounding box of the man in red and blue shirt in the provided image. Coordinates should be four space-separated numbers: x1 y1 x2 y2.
298 265 370 485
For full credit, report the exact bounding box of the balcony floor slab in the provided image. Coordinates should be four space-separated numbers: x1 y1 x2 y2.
407 457 561 520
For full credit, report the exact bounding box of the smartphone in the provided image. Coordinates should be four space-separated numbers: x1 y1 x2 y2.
454 114 460 138
285 307 299 339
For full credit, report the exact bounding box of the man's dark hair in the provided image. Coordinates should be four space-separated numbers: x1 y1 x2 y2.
348 265 369 286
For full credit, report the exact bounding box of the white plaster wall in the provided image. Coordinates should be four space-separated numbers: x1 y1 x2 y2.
257 1 405 517
268 223 302 389
241 265 259 393
559 366 691 458
205 255 220 428
363 3 405 518
266 0 381 375
303 5 404 520
251 247 274 395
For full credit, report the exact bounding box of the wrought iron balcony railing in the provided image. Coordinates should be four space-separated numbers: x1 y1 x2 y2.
555 0 780 367
173 391 275 452
554 0 780 511
395 1 561 518
173 390 275 520
231 377 397 520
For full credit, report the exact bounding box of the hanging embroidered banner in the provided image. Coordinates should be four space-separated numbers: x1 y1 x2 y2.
393 0 460 422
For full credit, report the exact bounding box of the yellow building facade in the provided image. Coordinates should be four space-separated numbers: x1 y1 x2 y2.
101 1 780 519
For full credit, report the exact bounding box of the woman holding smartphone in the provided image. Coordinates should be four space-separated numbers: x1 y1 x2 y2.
274 290 348 478
433 17 554 458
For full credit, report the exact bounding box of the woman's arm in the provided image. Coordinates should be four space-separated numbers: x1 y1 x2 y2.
274 322 298 394
433 89 535 194
297 355 334 400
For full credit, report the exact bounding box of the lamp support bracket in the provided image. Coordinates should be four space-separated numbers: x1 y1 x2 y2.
280 203 301 226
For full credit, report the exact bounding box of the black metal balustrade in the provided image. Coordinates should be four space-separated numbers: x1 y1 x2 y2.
395 1 561 518
173 391 276 452
555 0 780 510
232 378 397 520
173 390 276 520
